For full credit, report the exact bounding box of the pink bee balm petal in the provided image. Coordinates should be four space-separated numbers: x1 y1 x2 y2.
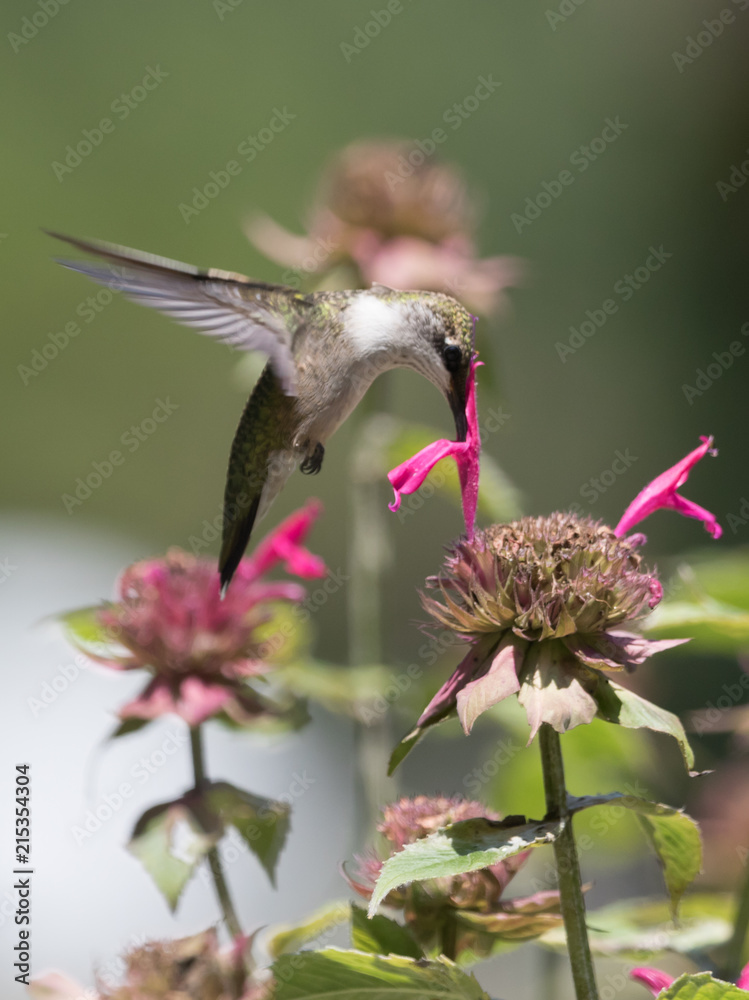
615 436 722 540
247 499 327 580
387 359 482 538
737 963 749 990
120 676 233 726
630 967 675 996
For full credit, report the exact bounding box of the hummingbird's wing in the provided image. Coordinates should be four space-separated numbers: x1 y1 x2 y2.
46 231 309 395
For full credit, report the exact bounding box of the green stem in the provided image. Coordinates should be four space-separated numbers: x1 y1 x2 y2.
539 723 598 1000
721 850 749 980
189 726 244 942
440 910 458 961
348 391 395 837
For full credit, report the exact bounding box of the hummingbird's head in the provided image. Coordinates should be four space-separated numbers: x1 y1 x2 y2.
398 292 475 442
345 288 476 440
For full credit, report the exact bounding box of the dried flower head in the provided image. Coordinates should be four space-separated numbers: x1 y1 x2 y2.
398 439 721 760
246 139 523 314
345 795 561 960
63 502 325 727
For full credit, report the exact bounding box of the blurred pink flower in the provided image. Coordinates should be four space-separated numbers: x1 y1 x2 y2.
245 139 523 315
616 436 722 539
387 358 482 538
631 961 749 995
68 501 326 727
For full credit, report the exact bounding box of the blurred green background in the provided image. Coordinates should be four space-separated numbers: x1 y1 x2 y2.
3 0 749 992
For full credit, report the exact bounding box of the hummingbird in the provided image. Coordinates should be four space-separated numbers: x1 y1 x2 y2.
48 232 475 590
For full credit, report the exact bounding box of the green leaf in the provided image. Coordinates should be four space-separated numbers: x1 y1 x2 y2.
266 900 352 959
350 904 423 959
109 716 150 739
127 799 220 911
645 597 749 655
594 676 695 772
540 893 734 958
568 793 702 915
368 815 562 916
59 605 117 656
388 725 428 775
272 948 490 1000
660 972 749 998
205 781 290 886
276 660 393 722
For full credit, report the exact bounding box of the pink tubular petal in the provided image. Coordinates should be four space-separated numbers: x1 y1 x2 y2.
387 359 482 537
615 436 721 539
737 962 749 989
630 967 675 996
119 676 232 725
248 500 327 580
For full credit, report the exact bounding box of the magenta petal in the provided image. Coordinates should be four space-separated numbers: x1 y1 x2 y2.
630 967 674 996
248 500 327 579
737 962 749 989
388 439 458 511
615 436 722 539
120 676 232 725
387 358 482 537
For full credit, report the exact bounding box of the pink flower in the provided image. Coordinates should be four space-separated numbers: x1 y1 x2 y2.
387 358 482 538
615 436 722 540
65 502 326 727
631 962 749 995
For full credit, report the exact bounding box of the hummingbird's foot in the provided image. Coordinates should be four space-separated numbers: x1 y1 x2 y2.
300 442 325 476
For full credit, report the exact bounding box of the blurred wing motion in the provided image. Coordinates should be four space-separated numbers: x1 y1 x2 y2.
46 230 306 394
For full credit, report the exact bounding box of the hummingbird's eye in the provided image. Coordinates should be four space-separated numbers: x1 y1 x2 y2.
443 344 462 373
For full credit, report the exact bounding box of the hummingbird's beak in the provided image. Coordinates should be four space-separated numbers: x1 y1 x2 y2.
447 377 469 442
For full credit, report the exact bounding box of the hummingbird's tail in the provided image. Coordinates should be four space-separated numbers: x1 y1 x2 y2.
218 363 295 594
219 493 261 594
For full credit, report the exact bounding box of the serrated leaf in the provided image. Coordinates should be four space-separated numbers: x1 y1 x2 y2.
272 948 490 1000
266 900 352 959
594 677 695 771
127 799 219 911
205 781 290 885
368 816 562 916
350 904 423 959
540 893 734 958
568 793 702 915
660 972 749 998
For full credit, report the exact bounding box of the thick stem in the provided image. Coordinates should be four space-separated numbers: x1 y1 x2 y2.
348 395 396 836
721 852 749 980
440 910 458 961
539 723 598 1000
190 726 244 942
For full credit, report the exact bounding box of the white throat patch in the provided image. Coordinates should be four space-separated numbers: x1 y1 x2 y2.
344 294 408 355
